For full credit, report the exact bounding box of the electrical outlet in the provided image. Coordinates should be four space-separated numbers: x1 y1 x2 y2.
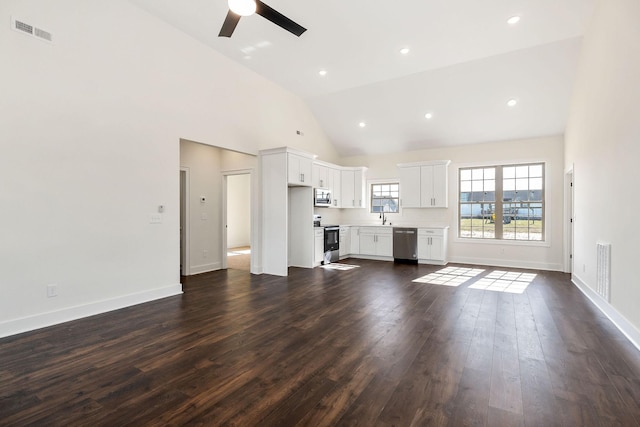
583 264 586 272
47 284 58 298
150 214 163 224
203 249 208 258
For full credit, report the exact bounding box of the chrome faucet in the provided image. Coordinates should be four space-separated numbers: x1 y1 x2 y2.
380 211 387 225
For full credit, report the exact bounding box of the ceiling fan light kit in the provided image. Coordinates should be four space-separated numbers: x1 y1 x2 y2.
219 0 307 38
228 0 256 16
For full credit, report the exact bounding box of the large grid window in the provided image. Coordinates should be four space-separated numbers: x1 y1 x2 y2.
459 163 544 241
371 183 399 213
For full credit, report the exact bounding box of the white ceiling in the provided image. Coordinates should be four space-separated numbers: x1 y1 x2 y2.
129 0 597 156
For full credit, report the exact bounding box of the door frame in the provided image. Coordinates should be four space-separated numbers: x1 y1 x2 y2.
222 168 255 272
180 167 191 276
564 167 574 273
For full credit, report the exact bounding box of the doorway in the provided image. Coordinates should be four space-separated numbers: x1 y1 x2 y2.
224 172 251 271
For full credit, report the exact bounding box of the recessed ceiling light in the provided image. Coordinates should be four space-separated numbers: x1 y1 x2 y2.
319 70 327 76
507 99 518 107
359 122 366 128
507 16 521 25
400 47 410 55
425 113 433 119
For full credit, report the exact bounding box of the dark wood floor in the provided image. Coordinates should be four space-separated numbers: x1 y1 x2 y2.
2 260 640 426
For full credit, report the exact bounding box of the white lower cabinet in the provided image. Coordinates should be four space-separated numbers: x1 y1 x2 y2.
350 227 360 254
339 226 350 257
314 228 324 266
417 227 448 264
358 227 393 257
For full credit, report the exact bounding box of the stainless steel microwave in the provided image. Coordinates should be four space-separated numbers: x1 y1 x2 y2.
314 188 332 207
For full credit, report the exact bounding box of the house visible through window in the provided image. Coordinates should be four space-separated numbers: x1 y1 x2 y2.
459 163 544 241
371 183 399 213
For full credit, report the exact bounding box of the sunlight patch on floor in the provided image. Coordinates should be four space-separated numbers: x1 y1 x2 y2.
320 263 360 271
227 247 251 257
413 267 485 287
468 270 536 294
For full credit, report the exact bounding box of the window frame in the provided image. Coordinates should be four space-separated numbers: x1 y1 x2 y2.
458 162 546 242
370 181 400 214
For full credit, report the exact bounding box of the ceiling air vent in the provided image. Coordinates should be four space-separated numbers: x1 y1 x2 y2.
34 27 53 42
11 16 53 43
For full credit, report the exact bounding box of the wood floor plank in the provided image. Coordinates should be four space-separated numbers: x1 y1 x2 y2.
1 260 640 426
514 293 546 361
489 349 523 415
448 366 491 426
487 406 525 427
519 357 563 427
335 373 398 426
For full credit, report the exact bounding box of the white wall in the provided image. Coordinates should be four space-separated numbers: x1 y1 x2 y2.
565 0 640 341
340 136 565 271
227 174 251 248
0 0 337 337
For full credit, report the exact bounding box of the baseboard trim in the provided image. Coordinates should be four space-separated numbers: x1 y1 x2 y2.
0 284 183 339
349 255 394 262
190 262 221 275
572 275 640 352
449 256 563 272
418 259 448 266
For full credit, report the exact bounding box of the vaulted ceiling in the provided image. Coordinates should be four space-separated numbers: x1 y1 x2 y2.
129 0 597 156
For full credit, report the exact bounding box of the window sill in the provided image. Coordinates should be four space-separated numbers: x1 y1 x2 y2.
453 236 550 248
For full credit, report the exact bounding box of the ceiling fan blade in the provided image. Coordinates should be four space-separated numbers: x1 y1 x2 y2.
255 1 307 37
219 10 241 37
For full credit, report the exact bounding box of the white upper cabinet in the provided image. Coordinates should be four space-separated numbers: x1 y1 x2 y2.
312 163 329 188
398 161 450 208
341 167 366 208
313 162 344 208
341 169 355 208
399 166 421 208
288 152 313 186
331 168 342 207
421 163 449 207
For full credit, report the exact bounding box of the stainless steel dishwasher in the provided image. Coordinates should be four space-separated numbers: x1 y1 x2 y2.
393 227 418 263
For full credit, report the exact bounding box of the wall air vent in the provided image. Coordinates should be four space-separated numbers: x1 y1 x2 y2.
11 16 53 43
596 242 611 302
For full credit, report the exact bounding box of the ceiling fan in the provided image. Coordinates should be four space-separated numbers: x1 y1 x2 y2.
219 0 307 38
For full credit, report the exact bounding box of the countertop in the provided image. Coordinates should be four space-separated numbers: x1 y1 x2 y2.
336 224 450 229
